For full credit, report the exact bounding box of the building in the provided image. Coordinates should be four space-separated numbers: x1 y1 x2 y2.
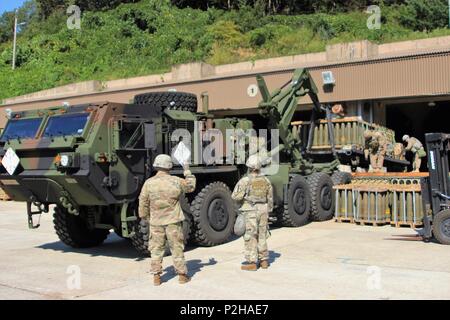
2 36 450 143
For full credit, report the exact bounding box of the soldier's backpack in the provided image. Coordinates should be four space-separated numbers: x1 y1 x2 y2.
234 214 246 237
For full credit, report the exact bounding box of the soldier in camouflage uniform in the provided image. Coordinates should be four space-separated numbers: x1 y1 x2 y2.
364 130 388 172
403 135 426 172
138 154 196 286
232 155 273 271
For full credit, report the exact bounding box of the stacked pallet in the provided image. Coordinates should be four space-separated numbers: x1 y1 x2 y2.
334 173 427 228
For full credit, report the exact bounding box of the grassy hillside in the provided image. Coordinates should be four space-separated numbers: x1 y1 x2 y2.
1 0 449 101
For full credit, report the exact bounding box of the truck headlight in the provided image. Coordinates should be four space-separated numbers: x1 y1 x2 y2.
60 155 70 167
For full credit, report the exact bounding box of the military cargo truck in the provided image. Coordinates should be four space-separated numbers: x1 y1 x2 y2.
0 69 349 255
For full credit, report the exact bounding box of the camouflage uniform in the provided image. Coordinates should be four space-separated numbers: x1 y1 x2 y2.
404 136 425 172
138 170 196 275
232 172 273 263
364 130 387 172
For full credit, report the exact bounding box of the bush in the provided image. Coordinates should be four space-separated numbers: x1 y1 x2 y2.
399 0 449 31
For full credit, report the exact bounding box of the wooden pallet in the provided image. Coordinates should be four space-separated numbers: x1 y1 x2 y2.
335 217 355 224
390 221 423 229
0 187 11 201
355 220 389 227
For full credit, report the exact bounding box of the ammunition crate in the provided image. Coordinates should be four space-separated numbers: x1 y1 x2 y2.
291 116 396 154
390 185 424 228
353 187 390 226
334 185 356 223
334 173 427 229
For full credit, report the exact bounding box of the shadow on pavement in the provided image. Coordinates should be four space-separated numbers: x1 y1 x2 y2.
36 233 145 260
36 233 240 260
161 258 218 282
268 250 281 264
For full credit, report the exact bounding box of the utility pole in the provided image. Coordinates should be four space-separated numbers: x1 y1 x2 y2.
12 9 18 70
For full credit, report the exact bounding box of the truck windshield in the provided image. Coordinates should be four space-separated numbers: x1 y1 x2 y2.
43 113 90 138
0 118 42 142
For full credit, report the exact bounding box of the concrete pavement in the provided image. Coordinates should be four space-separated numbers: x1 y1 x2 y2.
0 201 449 300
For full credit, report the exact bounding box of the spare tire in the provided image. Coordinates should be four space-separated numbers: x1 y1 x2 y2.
133 92 198 113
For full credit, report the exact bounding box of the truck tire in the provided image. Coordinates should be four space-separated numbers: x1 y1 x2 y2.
308 173 335 221
279 175 311 227
331 171 352 186
53 206 109 248
433 210 450 245
133 92 198 112
190 182 237 246
131 218 150 256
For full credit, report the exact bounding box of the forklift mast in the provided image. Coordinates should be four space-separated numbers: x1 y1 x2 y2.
421 133 450 241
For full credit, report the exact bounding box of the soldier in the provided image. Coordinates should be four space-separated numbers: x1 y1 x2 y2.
403 135 426 172
331 104 345 119
231 155 273 271
364 130 388 172
138 154 196 286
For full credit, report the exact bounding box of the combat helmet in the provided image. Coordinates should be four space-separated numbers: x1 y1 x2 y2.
246 155 262 170
402 135 410 142
364 130 374 139
153 154 173 170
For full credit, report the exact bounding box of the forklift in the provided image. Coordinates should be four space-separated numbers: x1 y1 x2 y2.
421 133 450 245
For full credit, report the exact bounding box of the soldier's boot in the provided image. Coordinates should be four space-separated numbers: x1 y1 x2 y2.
153 274 162 286
179 274 191 284
241 263 258 271
260 260 269 269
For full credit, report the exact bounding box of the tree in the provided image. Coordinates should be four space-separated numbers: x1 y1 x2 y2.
0 1 37 43
399 0 448 31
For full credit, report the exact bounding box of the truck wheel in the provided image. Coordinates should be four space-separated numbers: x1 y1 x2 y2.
433 210 450 245
190 182 237 246
279 176 311 227
130 218 150 256
308 173 335 221
180 193 193 244
331 172 352 186
53 206 109 248
133 92 198 112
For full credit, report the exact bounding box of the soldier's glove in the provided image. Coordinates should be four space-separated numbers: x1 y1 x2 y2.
182 163 191 175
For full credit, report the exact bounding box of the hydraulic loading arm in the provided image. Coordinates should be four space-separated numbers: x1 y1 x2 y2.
257 68 337 173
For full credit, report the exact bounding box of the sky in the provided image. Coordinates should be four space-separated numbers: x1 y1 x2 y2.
0 0 28 15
